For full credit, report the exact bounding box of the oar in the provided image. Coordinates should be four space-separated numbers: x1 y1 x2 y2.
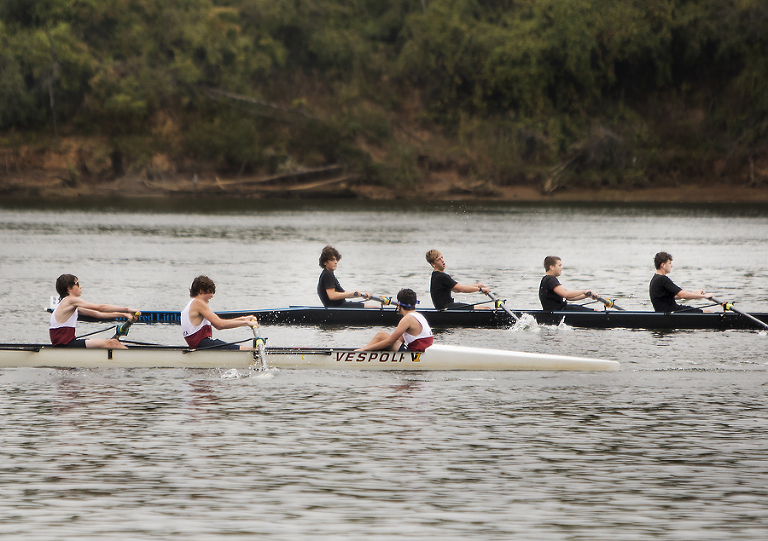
591 295 626 311
251 324 267 369
485 292 519 324
709 297 768 331
183 337 253 352
370 295 395 306
112 312 141 339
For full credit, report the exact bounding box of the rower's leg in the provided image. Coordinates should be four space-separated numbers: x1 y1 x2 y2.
86 338 129 349
362 331 390 349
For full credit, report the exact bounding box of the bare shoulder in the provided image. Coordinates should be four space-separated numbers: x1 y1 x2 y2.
52 296 78 321
64 296 88 309
402 312 422 331
189 297 207 312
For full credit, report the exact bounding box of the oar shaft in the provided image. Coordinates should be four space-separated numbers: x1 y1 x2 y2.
710 297 768 330
594 296 625 311
112 312 140 339
251 325 267 369
485 292 519 323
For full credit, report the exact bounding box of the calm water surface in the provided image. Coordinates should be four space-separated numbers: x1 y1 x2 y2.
1 199 767 539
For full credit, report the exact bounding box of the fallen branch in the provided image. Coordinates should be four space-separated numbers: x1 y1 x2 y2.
202 87 319 120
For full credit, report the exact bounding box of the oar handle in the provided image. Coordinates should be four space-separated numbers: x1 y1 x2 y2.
592 295 625 311
113 312 140 339
370 295 395 306
485 292 519 323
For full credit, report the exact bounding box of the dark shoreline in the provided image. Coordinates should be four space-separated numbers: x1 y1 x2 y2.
3 192 768 216
2 171 768 207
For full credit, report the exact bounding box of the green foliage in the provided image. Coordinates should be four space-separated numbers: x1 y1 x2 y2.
1 0 767 187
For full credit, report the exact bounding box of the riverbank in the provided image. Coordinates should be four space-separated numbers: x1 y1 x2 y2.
2 169 768 204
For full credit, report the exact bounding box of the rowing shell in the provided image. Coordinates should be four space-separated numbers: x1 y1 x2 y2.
0 344 619 371
63 306 768 330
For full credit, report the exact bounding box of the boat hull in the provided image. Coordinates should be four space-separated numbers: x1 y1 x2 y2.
0 344 619 371
72 307 768 330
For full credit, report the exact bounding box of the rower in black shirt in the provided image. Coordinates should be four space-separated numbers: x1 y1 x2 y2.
317 245 378 308
539 256 599 312
649 252 712 312
425 249 491 310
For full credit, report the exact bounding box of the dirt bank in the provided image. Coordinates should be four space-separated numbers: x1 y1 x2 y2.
2 169 768 204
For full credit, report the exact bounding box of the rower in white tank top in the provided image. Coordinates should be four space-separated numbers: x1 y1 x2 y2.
401 311 433 352
181 298 212 347
49 305 79 346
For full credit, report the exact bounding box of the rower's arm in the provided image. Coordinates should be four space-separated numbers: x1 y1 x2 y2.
78 307 138 321
326 288 370 301
553 285 596 301
71 298 139 319
195 301 256 330
452 283 489 294
676 289 708 300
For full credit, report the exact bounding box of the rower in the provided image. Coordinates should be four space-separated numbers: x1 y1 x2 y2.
182 275 259 350
317 245 379 308
357 289 434 352
649 252 714 313
426 249 492 310
539 256 600 312
49 274 140 349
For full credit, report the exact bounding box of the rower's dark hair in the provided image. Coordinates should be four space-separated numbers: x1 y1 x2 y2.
396 288 417 308
654 251 672 269
190 275 216 297
543 256 561 271
55 274 78 298
319 245 341 268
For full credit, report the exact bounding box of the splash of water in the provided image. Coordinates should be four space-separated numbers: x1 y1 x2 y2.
509 313 540 332
220 368 242 379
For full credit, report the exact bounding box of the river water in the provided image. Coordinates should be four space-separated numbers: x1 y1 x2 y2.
1 199 767 539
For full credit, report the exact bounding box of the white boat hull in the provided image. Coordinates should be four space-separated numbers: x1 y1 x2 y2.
0 344 619 371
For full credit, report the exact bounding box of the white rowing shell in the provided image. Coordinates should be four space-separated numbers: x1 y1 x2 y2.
0 344 619 371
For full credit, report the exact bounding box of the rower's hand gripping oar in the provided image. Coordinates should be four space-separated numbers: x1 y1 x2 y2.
485 292 519 323
709 297 768 331
112 312 141 340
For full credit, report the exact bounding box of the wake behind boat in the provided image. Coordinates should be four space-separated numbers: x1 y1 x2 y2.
0 343 619 371
63 305 768 331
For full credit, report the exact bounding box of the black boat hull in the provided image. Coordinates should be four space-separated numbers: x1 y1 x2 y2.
73 306 768 330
